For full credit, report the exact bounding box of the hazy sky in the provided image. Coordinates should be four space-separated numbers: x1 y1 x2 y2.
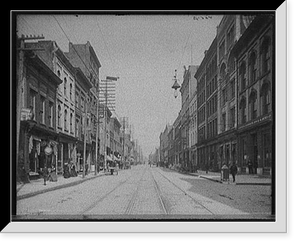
17 13 223 158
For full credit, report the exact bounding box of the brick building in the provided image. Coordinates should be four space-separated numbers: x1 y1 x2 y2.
231 14 274 175
18 45 62 179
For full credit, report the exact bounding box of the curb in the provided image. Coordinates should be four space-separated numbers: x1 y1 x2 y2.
17 173 104 201
236 182 271 186
199 175 223 183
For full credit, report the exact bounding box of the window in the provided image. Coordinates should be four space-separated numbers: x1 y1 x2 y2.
81 96 85 112
220 63 226 82
64 77 67 96
261 36 271 74
229 107 235 129
249 90 258 120
222 88 227 106
249 51 257 84
239 62 246 91
40 95 46 124
57 104 61 128
29 89 37 121
240 98 246 124
70 112 73 133
230 79 235 100
222 113 226 132
261 82 271 115
64 109 68 131
75 91 79 108
49 101 54 128
219 39 225 61
70 83 73 101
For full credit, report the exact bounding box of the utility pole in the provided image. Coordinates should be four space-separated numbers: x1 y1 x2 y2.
101 76 119 172
16 34 44 182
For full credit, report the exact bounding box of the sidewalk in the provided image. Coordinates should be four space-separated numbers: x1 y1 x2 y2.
190 170 272 185
16 171 107 200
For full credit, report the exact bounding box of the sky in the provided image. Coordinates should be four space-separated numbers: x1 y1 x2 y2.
17 13 223 158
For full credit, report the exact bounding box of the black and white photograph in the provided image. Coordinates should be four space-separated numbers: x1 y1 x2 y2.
6 5 288 234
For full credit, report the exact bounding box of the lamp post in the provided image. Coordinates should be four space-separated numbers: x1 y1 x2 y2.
171 69 181 98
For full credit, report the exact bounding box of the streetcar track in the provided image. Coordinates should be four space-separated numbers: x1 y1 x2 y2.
149 170 168 215
124 167 148 215
153 168 215 215
81 175 133 214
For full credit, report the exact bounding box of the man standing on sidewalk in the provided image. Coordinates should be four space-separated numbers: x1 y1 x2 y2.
230 162 238 183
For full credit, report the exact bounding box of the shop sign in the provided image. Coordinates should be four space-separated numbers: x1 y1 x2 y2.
21 108 34 121
239 113 272 130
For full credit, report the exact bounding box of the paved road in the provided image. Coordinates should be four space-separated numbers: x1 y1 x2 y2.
16 165 273 220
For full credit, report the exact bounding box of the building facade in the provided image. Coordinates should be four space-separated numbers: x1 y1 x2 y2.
18 44 62 179
231 14 274 175
65 41 101 172
215 15 244 170
195 38 218 172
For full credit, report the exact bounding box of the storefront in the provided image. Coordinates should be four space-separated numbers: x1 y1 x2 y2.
237 113 273 175
19 120 58 179
217 130 237 172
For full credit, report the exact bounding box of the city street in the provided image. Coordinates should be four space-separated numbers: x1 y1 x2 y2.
16 165 272 220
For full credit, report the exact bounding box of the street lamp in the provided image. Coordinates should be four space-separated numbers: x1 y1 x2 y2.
171 69 180 98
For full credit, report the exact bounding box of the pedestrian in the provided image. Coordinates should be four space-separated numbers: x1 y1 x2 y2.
230 162 238 183
42 166 49 185
248 159 253 174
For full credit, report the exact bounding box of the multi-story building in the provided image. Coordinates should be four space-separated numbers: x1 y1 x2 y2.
65 41 101 172
159 124 171 166
216 15 248 170
73 67 93 171
231 14 274 175
24 40 78 174
188 66 198 171
179 65 198 171
109 117 122 162
18 41 62 179
167 126 175 166
173 110 182 166
53 46 77 174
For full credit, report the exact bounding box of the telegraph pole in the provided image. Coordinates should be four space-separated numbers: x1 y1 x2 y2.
101 76 119 172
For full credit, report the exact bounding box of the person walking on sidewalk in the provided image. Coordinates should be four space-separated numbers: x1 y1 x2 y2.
248 159 253 174
42 166 49 185
230 162 238 183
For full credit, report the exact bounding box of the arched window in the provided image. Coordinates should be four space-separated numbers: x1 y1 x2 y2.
249 51 257 84
261 36 271 74
261 81 271 115
64 77 67 96
239 61 246 91
239 97 246 124
248 90 258 120
70 83 73 101
220 63 226 82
